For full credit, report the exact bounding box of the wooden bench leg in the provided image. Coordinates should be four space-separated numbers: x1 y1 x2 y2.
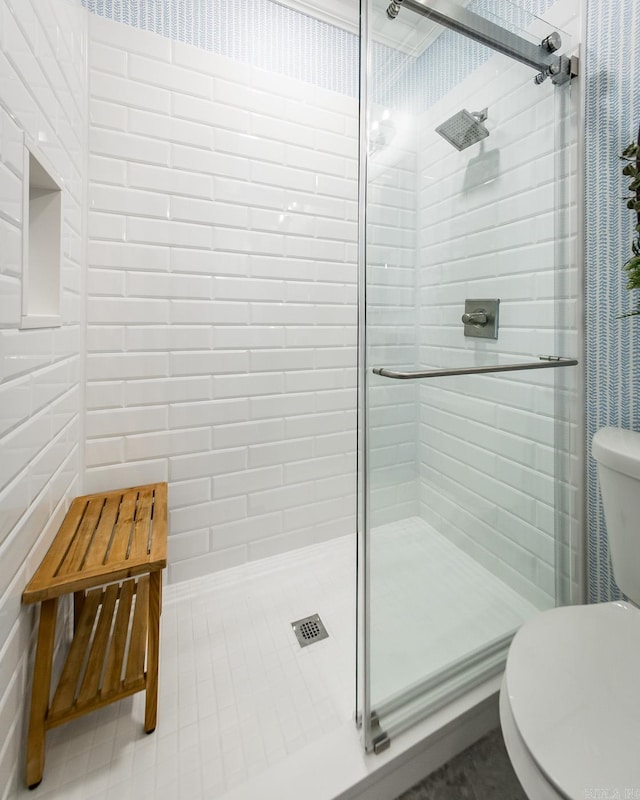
144 571 161 734
73 591 85 634
26 598 58 789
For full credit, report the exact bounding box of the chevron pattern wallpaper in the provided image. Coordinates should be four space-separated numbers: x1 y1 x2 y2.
585 0 640 602
82 0 360 95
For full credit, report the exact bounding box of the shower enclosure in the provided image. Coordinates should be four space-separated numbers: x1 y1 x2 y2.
357 0 579 752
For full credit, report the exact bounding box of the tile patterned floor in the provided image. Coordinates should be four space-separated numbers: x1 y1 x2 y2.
396 728 528 800
11 538 355 800
9 520 537 800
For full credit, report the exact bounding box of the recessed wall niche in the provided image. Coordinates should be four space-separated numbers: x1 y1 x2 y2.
20 142 63 329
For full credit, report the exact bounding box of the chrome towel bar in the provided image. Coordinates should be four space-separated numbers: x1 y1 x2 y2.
372 355 578 380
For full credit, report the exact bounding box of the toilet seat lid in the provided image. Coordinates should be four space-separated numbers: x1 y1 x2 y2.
505 601 640 799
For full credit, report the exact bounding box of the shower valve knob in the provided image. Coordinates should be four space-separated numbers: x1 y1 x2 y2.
462 311 488 326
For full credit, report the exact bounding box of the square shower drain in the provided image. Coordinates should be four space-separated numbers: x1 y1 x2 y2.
291 613 329 648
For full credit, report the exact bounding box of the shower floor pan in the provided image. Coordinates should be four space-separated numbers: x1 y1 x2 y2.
6 521 532 800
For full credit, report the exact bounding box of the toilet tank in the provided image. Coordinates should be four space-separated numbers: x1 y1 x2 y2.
592 427 640 605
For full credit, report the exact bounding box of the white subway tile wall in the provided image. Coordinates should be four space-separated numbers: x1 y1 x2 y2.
366 105 420 527
85 17 359 582
414 7 579 606
364 0 579 606
0 1 87 796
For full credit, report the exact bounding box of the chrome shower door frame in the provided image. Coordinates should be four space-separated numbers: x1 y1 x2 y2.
355 0 372 750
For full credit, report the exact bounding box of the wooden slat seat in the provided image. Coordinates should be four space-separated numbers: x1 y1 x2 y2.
23 483 167 605
22 483 167 789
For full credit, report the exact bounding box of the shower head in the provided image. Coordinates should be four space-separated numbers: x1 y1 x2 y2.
435 108 489 152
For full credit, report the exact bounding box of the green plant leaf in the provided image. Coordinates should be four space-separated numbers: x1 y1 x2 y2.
624 258 640 290
620 139 640 311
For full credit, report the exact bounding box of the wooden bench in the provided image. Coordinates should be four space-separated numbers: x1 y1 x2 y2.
22 483 168 789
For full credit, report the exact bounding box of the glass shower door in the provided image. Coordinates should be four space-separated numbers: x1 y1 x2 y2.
358 0 578 750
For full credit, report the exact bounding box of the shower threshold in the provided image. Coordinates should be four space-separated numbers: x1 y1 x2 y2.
221 676 500 800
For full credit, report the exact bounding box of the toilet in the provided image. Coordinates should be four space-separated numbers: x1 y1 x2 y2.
500 426 640 799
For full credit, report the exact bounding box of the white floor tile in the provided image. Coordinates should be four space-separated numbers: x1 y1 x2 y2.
9 521 538 799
